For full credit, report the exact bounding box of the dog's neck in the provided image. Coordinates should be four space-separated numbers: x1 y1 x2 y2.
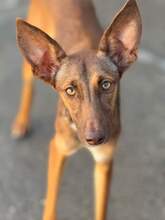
43 0 102 53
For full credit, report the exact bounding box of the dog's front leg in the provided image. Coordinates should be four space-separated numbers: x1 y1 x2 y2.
43 138 67 220
94 160 113 220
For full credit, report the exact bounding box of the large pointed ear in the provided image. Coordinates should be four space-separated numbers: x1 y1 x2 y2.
98 0 142 75
16 19 66 86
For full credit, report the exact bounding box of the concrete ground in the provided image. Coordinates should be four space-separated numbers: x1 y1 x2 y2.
0 0 165 220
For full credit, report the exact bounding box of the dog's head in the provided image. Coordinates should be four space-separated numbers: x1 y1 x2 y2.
16 0 142 146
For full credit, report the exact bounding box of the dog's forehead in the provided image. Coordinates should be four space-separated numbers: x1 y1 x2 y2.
56 50 117 83
67 50 117 73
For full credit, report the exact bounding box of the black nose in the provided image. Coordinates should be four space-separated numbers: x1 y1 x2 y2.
85 131 105 145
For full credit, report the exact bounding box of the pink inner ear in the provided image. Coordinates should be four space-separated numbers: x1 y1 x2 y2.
30 47 46 65
118 20 138 51
37 50 59 82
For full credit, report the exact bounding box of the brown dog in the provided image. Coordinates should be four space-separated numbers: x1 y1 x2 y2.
12 0 142 219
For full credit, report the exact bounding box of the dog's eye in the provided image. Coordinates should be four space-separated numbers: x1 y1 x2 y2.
101 80 111 90
66 86 76 96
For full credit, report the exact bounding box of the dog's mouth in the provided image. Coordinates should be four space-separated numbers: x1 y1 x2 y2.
85 136 106 146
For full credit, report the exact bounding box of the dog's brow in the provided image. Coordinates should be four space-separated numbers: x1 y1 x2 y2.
97 53 118 73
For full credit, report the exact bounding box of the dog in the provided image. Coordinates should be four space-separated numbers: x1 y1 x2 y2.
12 0 142 219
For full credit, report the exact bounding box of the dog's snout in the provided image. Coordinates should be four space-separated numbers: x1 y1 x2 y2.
85 120 105 146
85 131 105 145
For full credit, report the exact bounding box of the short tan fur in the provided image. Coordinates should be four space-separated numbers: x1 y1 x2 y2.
12 0 142 219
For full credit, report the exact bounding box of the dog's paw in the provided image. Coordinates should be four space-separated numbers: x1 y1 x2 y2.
11 119 30 139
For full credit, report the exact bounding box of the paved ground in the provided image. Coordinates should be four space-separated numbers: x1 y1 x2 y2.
0 0 165 220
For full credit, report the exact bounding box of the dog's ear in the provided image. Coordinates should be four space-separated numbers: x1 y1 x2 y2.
98 0 142 76
16 19 66 86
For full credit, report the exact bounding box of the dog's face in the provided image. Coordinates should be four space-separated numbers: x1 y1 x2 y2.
55 51 121 145
16 0 142 146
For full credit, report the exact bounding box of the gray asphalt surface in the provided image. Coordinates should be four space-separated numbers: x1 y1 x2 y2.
0 0 165 220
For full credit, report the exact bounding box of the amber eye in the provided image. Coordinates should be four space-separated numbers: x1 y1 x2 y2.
101 79 112 90
65 86 76 96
